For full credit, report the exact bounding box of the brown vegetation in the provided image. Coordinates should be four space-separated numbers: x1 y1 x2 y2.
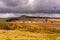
0 22 60 34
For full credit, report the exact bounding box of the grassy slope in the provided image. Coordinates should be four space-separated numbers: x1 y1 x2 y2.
0 22 60 40
0 30 59 40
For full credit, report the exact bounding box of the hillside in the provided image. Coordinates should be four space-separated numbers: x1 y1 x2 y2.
0 15 59 23
0 30 59 40
0 15 60 23
0 15 60 40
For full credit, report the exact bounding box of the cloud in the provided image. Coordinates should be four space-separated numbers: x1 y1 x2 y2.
2 0 33 12
0 13 17 18
0 13 60 18
1 0 60 18
0 0 59 13
0 0 6 8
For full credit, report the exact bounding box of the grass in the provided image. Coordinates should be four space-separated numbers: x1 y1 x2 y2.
0 22 59 33
0 30 59 40
0 22 60 40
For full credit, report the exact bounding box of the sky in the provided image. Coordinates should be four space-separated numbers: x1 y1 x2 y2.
1 13 60 18
0 0 60 12
0 0 60 18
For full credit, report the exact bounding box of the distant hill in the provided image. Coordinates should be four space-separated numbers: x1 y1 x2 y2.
0 15 60 23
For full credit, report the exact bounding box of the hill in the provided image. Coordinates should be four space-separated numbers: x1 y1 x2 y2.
0 15 60 40
5 15 60 24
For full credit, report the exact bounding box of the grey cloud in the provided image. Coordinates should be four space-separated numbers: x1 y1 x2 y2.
0 0 60 13
2 0 29 8
1 13 60 18
3 0 19 7
3 0 29 7
1 0 31 12
34 0 55 10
